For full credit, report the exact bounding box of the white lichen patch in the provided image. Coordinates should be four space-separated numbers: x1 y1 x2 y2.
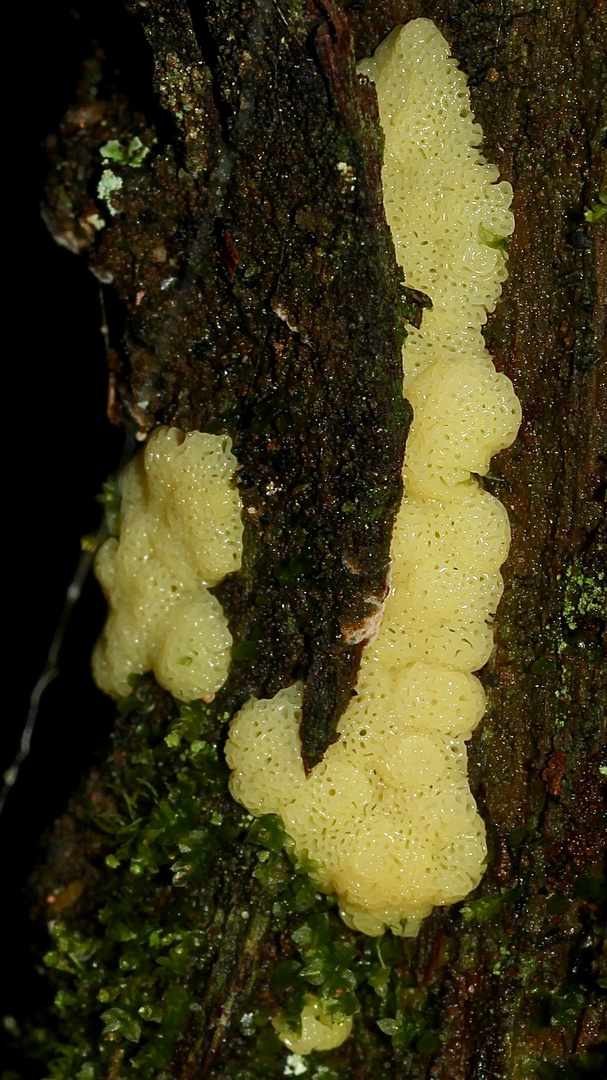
284 1053 308 1077
227 15 521 973
93 426 243 701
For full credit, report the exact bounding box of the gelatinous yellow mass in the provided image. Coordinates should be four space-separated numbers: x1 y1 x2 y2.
226 15 521 953
272 998 354 1054
93 427 243 701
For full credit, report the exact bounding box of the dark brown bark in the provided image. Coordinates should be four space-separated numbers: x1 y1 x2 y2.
12 1 607 1078
43 0 419 771
343 2 607 1077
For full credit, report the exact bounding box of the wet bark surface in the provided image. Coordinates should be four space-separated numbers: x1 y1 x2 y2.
349 3 607 1077
43 0 420 770
8 1 606 1078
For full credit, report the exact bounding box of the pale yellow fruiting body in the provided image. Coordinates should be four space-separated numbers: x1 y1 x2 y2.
226 15 521 967
272 998 354 1054
93 426 243 701
360 20 515 391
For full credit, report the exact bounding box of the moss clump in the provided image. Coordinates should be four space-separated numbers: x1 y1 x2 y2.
35 679 426 1079
584 191 606 223
38 682 239 1078
100 137 150 169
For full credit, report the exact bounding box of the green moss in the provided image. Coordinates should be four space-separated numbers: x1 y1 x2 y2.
375 987 438 1054
531 656 555 675
479 222 509 250
36 714 446 1076
232 637 260 662
461 892 502 923
584 190 606 223
549 989 586 1030
36 686 241 1077
39 687 410 1079
100 137 150 168
290 914 359 1017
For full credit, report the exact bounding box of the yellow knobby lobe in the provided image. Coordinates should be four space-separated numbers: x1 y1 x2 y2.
359 18 517 389
226 667 486 938
226 16 522 961
93 426 243 701
272 997 354 1054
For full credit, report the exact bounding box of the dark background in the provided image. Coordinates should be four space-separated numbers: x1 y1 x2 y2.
3 2 125 1061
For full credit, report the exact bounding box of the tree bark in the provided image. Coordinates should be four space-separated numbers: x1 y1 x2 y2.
8 1 606 1078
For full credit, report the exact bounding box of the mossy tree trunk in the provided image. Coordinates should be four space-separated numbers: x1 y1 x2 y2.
14 1 607 1078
